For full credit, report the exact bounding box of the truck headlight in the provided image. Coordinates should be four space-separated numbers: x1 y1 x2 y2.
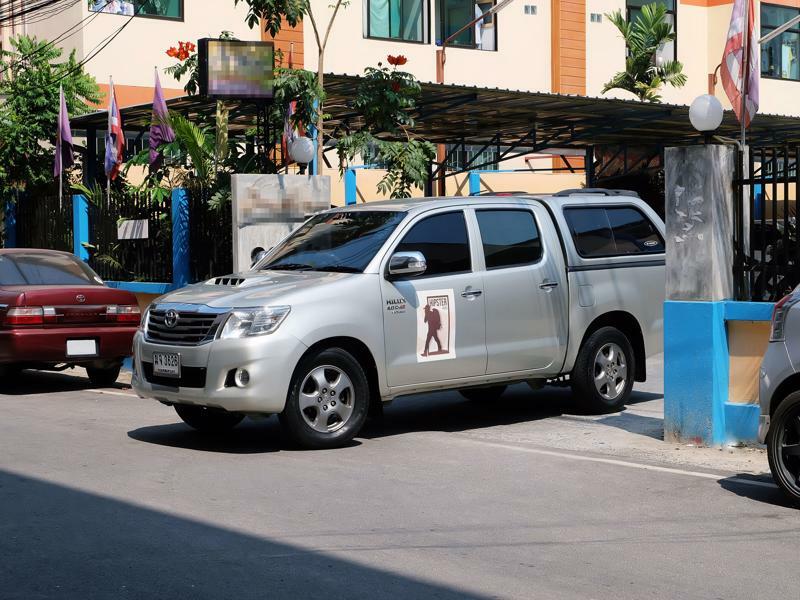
219 306 291 339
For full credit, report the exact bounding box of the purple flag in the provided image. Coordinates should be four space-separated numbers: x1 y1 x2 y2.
54 85 74 178
149 71 175 169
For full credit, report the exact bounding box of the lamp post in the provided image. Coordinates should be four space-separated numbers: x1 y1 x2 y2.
689 94 724 143
433 0 517 195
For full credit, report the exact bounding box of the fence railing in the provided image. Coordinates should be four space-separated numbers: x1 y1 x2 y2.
88 189 173 283
188 187 233 282
14 190 73 252
733 145 799 302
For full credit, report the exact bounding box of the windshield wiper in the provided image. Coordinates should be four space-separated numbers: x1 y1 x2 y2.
316 265 361 273
262 263 314 271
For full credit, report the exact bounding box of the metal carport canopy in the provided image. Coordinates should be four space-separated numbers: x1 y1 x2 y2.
70 73 800 148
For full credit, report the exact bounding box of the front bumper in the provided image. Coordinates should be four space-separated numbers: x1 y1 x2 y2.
131 330 308 414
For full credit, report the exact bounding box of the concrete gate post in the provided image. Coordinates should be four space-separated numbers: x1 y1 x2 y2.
663 145 736 445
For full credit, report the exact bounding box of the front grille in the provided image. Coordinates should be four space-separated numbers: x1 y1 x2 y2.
146 309 221 346
142 362 207 388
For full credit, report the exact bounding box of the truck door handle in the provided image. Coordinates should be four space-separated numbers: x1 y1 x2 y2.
461 289 483 298
539 281 559 290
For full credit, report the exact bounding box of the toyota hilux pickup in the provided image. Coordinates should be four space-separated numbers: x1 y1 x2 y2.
132 190 665 448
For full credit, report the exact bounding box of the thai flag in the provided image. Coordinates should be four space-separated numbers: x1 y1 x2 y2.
104 81 125 180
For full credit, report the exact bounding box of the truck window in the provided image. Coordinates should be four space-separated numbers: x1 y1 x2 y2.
606 207 665 254
476 209 542 269
564 207 664 258
395 212 471 276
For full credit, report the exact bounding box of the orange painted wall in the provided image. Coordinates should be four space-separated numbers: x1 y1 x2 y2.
262 18 304 68
95 83 185 109
551 0 587 96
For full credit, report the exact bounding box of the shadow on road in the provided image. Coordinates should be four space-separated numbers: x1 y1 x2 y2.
361 384 662 440
127 419 285 454
0 469 489 600
0 369 128 396
718 475 798 509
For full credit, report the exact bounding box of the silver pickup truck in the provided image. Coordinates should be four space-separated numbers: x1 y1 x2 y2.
132 191 665 448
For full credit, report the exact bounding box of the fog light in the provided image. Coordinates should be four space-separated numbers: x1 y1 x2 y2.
234 369 250 388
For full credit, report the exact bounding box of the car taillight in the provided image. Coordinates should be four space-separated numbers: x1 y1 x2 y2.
770 292 800 341
5 307 44 326
107 305 141 324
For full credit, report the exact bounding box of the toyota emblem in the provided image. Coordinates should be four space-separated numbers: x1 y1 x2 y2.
164 309 179 329
75 294 86 304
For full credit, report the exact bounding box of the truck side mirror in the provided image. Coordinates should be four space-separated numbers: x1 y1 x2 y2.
387 251 427 278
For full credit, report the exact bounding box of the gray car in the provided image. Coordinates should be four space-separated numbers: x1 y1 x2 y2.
759 290 800 502
132 192 665 448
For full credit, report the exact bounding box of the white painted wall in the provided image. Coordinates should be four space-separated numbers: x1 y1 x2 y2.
305 0 551 91
24 0 258 89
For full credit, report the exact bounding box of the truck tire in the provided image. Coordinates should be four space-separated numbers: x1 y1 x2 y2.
767 391 800 504
174 404 244 433
459 385 507 402
280 347 370 449
571 326 635 413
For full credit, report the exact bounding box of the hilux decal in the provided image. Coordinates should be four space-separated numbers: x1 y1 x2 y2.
385 298 407 314
416 289 456 362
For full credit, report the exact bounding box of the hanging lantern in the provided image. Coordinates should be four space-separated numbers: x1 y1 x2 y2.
289 137 315 165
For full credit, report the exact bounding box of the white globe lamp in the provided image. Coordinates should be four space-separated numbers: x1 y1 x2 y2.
289 137 315 165
689 94 724 133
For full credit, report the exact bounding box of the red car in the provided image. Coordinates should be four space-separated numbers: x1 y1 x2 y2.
0 249 140 386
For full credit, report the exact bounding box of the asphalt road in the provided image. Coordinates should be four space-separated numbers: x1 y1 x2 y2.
1 362 798 600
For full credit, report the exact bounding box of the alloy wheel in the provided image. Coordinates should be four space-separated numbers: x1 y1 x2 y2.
593 343 628 401
298 365 355 433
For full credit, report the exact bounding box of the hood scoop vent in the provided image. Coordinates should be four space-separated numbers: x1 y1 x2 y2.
211 277 247 287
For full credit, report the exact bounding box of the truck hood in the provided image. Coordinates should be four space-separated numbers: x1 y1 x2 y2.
154 270 356 308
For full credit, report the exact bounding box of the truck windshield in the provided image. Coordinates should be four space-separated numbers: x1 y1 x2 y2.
259 211 406 273
0 253 103 286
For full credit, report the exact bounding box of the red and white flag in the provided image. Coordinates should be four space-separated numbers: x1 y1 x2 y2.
104 79 125 181
721 0 759 127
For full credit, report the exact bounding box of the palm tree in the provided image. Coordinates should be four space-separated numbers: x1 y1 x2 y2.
603 3 687 103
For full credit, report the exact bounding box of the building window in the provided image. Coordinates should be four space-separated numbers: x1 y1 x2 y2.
446 144 498 171
89 0 183 20
365 0 429 43
762 4 800 81
437 0 497 51
626 0 675 62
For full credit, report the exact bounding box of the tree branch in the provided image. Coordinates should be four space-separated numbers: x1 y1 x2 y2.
305 0 322 51
322 0 345 51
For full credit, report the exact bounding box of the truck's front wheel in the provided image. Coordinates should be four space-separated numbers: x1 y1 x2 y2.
571 326 635 413
280 348 370 449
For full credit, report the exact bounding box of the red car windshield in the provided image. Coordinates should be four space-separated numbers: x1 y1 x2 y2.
0 253 103 286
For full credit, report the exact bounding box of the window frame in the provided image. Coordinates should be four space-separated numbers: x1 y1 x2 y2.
563 204 665 260
365 0 431 45
625 0 677 63
89 0 185 22
475 208 544 271
389 210 473 279
436 0 499 51
760 3 800 82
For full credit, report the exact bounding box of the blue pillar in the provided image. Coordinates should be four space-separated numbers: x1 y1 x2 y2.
72 194 89 261
468 171 481 196
309 101 319 176
345 168 357 205
171 188 190 288
4 200 16 248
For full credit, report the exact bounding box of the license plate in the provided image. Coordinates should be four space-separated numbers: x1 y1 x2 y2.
66 339 97 357
152 352 180 378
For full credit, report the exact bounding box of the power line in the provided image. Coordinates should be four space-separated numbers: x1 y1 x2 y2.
0 0 73 24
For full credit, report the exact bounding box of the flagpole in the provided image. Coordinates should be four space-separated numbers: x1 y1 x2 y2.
740 0 750 149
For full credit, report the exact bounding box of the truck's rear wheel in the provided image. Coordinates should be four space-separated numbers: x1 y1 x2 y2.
280 348 370 449
571 326 635 413
174 404 244 433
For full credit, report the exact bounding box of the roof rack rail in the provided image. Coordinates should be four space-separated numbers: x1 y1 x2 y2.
553 188 639 197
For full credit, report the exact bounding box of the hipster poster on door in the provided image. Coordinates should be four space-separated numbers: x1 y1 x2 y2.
416 289 456 362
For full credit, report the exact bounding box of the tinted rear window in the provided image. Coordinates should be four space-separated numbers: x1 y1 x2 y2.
564 207 664 257
476 209 542 269
0 253 102 286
